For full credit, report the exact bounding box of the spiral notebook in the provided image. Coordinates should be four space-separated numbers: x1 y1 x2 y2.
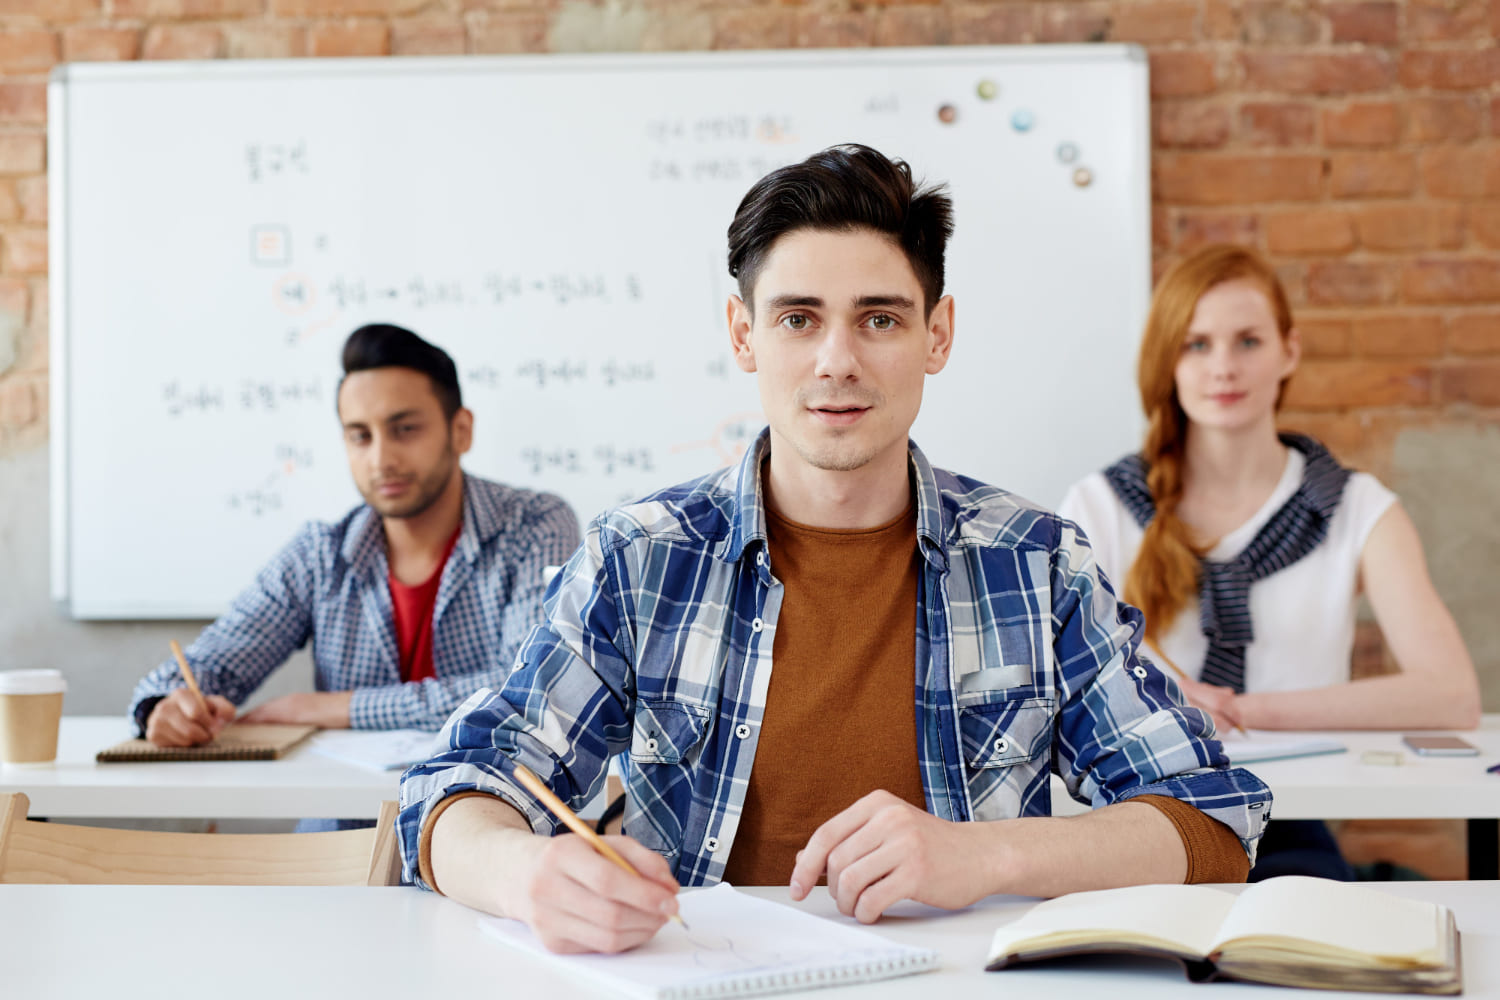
478 883 939 998
95 723 317 762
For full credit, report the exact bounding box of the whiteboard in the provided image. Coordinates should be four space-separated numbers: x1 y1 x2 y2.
49 46 1150 619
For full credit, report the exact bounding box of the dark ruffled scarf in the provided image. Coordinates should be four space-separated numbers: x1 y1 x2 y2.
1103 433 1352 693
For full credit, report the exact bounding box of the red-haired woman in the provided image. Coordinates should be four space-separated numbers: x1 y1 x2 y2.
1060 244 1479 878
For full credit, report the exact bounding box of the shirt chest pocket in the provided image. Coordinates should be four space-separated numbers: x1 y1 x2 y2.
630 701 709 765
959 697 1054 769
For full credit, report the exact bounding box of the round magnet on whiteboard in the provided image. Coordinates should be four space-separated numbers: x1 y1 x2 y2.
1072 166 1094 188
1057 142 1079 164
1010 109 1035 132
976 79 998 101
937 103 957 125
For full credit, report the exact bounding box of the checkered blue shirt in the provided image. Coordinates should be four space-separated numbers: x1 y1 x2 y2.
129 474 580 732
398 434 1272 887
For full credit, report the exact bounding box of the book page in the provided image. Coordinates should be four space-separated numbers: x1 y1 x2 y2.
988 884 1237 961
307 729 440 771
1215 734 1346 764
1212 877 1443 964
479 883 937 998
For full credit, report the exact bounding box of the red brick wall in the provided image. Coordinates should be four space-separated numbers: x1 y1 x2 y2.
0 0 1494 464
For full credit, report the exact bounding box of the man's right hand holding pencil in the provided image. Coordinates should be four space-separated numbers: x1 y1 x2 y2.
144 687 236 747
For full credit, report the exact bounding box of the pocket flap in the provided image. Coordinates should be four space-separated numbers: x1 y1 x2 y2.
959 697 1054 768
629 702 708 765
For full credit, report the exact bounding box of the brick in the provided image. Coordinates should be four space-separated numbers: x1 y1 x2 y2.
1323 102 1400 148
1474 204 1500 250
1202 0 1236 38
1353 315 1445 358
1238 2 1324 44
114 0 259 14
1448 312 1500 354
1324 1 1399 43
1110 0 1199 42
0 184 17 224
1241 51 1395 95
1265 210 1355 255
1277 261 1308 306
1405 96 1483 142
1354 204 1465 251
0 377 36 430
61 28 140 62
0 85 43 126
1239 102 1317 147
0 31 57 75
14 175 40 223
875 8 952 46
0 134 42 174
142 25 223 60
950 6 1034 44
1282 360 1431 408
1306 261 1397 305
309 20 390 57
1408 0 1491 40
1152 205 1171 251
1420 145 1500 198
639 12 715 52
1438 361 1500 406
1400 49 1500 90
224 24 306 59
391 19 466 56
1157 154 1323 204
1404 259 1500 304
1153 101 1231 148
795 11 874 48
0 0 99 16
713 10 794 49
468 13 548 54
1036 2 1113 42
1158 154 1322 204
2 227 45 274
1149 50 1217 98
1328 152 1417 198
0 276 28 325
271 0 426 14
1172 210 1260 250
1297 317 1353 358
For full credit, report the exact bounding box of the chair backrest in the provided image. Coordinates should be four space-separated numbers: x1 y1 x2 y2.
0 793 402 886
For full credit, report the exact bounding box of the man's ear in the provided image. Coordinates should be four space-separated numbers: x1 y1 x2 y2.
925 295 956 376
728 295 757 373
450 407 475 455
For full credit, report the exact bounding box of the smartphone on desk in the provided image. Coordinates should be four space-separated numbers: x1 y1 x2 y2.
1402 734 1480 756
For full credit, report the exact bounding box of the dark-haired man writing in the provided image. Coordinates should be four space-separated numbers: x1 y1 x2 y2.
399 146 1272 951
130 324 579 748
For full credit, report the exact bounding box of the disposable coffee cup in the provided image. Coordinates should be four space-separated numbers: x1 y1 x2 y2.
0 669 67 767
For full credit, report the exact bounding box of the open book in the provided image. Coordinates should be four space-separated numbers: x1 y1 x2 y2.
1216 733 1348 764
480 883 938 999
95 723 317 762
986 876 1460 994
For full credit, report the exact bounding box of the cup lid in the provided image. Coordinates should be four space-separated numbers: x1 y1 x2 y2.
0 669 67 695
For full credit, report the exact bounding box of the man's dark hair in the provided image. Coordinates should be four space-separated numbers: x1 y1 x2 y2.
726 144 954 316
340 323 462 419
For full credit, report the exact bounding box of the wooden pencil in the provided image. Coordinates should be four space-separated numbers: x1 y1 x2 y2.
168 639 210 717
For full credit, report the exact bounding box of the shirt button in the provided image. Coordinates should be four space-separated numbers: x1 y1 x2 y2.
1132 665 1148 680
756 551 765 567
735 724 751 739
705 837 721 852
994 737 1009 753
751 618 764 633
644 737 659 753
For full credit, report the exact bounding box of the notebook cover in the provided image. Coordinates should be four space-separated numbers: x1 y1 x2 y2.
95 723 318 763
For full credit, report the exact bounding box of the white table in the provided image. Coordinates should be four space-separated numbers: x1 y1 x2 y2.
1 882 1494 999
1054 716 1500 878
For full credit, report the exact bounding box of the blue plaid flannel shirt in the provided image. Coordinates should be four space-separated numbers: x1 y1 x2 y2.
129 474 580 733
399 434 1272 887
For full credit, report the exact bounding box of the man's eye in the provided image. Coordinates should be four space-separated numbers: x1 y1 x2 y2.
868 314 895 330
782 314 808 330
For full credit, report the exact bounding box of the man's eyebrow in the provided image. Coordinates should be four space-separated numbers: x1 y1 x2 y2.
854 295 916 310
765 294 823 310
383 409 422 424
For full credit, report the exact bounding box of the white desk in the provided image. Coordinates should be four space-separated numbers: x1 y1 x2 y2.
1 882 1494 999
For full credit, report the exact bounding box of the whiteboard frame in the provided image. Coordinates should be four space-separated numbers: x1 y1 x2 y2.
48 45 1151 618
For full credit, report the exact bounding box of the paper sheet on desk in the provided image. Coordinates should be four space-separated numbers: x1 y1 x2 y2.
307 729 442 771
1216 733 1347 764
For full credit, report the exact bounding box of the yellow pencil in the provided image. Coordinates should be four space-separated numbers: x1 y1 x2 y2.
168 639 210 717
512 763 687 929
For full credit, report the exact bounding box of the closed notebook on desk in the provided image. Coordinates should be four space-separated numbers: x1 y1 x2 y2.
986 876 1460 994
96 724 317 762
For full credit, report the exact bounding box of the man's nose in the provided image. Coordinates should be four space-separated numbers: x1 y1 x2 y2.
814 323 861 380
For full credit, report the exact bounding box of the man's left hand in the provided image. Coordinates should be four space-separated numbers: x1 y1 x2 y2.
789 790 996 924
239 691 353 729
